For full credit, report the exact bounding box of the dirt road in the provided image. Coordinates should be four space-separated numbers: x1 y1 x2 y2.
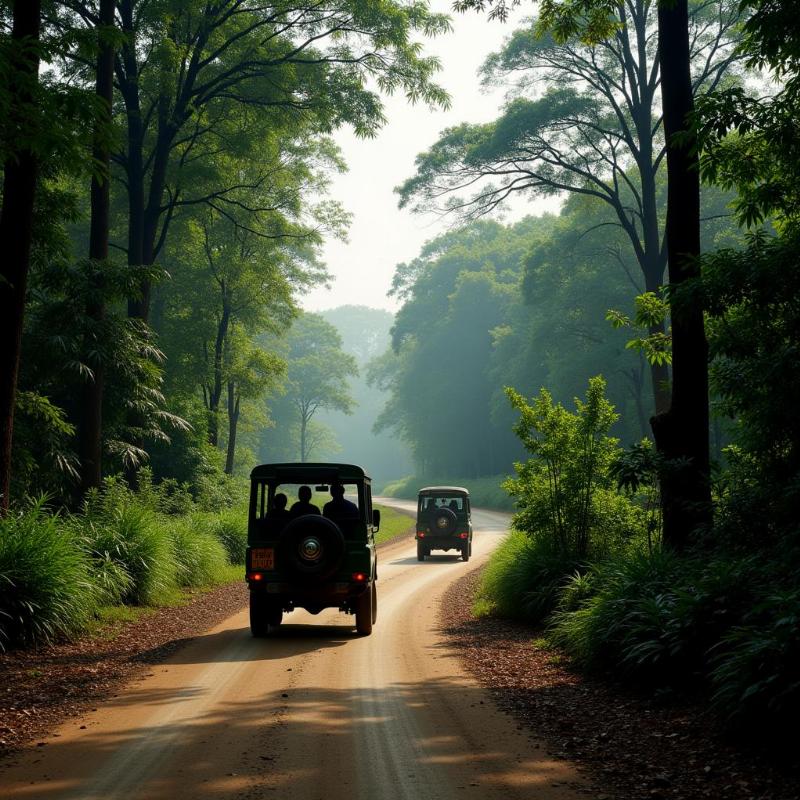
1 502 585 800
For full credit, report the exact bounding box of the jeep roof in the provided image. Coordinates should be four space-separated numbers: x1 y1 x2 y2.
251 462 371 482
418 485 469 495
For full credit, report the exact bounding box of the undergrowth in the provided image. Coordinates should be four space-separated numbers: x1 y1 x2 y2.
0 473 247 651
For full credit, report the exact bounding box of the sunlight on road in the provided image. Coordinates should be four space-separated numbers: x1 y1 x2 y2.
1 503 584 800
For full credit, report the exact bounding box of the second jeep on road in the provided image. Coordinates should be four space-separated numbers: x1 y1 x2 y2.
415 486 472 562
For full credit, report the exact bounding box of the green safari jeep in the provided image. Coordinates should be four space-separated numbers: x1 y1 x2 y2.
246 463 380 637
415 486 472 562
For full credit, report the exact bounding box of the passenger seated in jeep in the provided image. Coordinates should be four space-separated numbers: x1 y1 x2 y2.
323 482 359 520
270 492 290 524
290 484 321 517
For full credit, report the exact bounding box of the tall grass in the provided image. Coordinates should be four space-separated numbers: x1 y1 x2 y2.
548 549 684 673
171 515 230 586
473 528 575 623
0 500 100 648
711 586 800 728
81 489 176 606
0 477 249 651
205 508 247 564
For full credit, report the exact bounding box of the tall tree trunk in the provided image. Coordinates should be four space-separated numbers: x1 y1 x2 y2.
118 0 146 488
638 109 672 417
208 304 230 447
132 119 172 321
118 0 144 295
78 0 116 497
300 410 308 462
0 1 41 512
651 0 712 550
225 381 239 475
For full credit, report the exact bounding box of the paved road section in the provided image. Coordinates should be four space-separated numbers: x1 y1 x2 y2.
1 500 585 800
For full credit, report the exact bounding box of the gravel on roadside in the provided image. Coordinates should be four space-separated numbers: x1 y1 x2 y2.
439 567 800 800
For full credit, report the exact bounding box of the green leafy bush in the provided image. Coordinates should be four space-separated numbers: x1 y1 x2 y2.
504 377 622 560
0 500 100 648
549 549 685 673
549 550 797 709
711 586 800 728
75 519 134 607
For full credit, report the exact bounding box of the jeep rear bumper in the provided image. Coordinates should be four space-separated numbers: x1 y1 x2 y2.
416 534 469 550
248 579 369 612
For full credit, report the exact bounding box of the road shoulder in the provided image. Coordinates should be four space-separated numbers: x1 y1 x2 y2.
0 580 248 760
441 567 800 800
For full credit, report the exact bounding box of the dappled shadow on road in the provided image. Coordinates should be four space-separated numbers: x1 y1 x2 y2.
3 676 581 800
143 623 353 666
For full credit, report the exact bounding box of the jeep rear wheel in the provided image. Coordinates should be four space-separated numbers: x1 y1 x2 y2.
250 592 281 637
461 545 470 563
416 542 425 561
355 585 373 635
371 581 377 625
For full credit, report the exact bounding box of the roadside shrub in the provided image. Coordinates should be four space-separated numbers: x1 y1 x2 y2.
549 549 684 673
81 480 175 605
194 470 243 511
170 516 229 587
474 528 575 623
0 500 100 648
504 377 621 560
75 519 134 606
589 488 649 557
207 508 247 565
549 551 782 690
711 586 800 729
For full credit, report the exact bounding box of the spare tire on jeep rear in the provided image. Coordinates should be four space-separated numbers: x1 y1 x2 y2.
278 514 346 581
431 506 457 535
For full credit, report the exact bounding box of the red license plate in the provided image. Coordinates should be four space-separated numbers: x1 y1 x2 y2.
251 548 274 570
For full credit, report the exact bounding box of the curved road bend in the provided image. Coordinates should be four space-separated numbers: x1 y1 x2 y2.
1 500 585 800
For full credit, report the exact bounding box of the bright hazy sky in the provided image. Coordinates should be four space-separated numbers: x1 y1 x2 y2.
301 1 561 314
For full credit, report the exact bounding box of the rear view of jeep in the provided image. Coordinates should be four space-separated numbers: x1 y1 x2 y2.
245 463 380 637
415 486 472 562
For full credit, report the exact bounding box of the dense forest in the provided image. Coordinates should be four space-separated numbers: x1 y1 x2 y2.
378 0 800 737
1 0 799 747
372 183 739 483
0 0 449 647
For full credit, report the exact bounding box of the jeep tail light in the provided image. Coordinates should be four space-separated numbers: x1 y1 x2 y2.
352 572 367 582
417 531 426 537
247 572 264 581
458 533 469 539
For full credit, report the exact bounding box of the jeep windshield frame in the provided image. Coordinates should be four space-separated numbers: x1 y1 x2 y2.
248 463 373 543
416 487 470 516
